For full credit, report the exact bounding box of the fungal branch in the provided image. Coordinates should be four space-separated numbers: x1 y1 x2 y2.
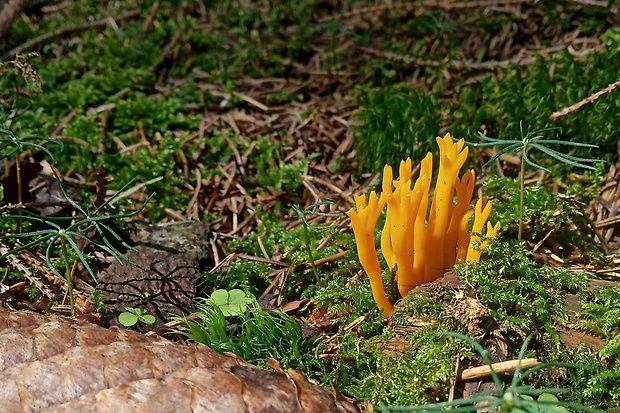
347 133 501 318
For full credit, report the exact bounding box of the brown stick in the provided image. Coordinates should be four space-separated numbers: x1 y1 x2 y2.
0 0 28 41
3 10 141 60
318 0 533 23
356 45 545 71
143 1 160 33
459 358 541 381
148 18 184 73
550 78 620 121
313 250 347 266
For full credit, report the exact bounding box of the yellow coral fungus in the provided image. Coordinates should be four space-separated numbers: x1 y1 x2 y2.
425 134 469 283
466 199 493 262
346 191 393 318
347 133 500 318
380 164 397 270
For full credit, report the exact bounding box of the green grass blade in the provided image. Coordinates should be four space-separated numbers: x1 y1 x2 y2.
92 177 137 215
0 233 54 260
522 147 552 173
97 222 136 251
91 229 128 262
532 144 599 170
51 169 86 215
376 394 496 412
0 229 57 239
519 387 567 395
45 236 64 280
534 139 599 148
520 361 594 381
91 192 154 221
513 399 545 413
476 132 516 144
5 213 63 229
534 146 603 164
482 143 522 167
511 335 534 388
551 400 606 413
64 233 96 281
20 141 59 163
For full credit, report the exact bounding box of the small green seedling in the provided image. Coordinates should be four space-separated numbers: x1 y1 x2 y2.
291 199 344 284
0 97 62 233
118 307 156 327
207 289 254 317
0 172 153 316
472 122 603 241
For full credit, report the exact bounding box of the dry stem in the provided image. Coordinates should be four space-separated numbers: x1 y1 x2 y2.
550 78 620 121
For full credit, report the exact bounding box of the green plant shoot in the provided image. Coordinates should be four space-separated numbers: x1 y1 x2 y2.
0 98 62 232
291 199 344 284
0 172 153 316
207 288 254 317
118 307 156 327
473 122 603 241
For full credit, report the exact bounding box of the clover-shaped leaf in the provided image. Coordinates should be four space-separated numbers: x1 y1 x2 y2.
118 312 138 326
208 289 254 317
118 307 156 327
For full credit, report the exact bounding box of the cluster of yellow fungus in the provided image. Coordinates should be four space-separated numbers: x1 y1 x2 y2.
347 134 500 318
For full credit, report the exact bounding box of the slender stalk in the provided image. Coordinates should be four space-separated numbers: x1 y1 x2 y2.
302 225 320 284
60 236 75 316
580 212 611 256
518 153 526 242
15 151 22 233
61 253 82 309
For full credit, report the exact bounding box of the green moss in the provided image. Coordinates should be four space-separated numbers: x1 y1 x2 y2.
390 293 443 324
353 84 442 172
356 326 462 406
572 286 620 402
454 239 588 341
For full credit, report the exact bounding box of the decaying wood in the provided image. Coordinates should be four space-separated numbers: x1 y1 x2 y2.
0 306 358 413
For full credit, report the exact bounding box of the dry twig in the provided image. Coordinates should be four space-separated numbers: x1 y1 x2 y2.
459 358 541 381
550 78 620 120
3 10 141 60
318 0 533 23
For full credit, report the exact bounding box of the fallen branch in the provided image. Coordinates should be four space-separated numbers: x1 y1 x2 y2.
356 46 538 71
550 77 620 121
357 43 603 72
3 10 141 60
318 0 532 23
